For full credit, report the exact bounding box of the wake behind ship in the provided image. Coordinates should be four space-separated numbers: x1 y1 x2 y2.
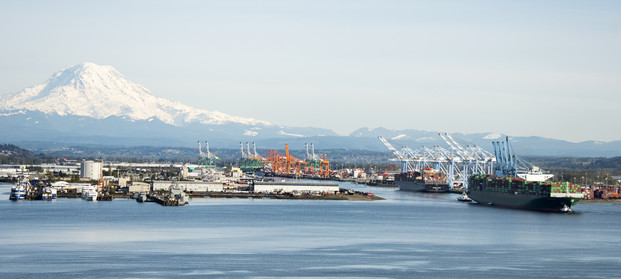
467 137 583 212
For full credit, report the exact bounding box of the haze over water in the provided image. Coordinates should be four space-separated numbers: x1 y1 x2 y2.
1 182 620 278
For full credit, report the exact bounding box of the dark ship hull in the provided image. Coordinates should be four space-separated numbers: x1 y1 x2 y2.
468 175 583 212
395 179 425 192
395 178 449 193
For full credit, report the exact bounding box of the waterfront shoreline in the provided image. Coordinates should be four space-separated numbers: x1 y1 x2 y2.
579 199 621 204
188 191 383 201
56 190 383 201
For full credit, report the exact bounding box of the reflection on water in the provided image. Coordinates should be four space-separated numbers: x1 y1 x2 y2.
0 182 619 278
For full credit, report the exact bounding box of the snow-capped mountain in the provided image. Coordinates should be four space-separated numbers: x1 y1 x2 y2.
0 62 338 145
0 62 269 126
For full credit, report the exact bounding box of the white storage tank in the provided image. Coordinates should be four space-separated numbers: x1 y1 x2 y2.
80 160 103 180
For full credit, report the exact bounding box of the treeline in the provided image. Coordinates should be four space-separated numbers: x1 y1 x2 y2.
525 156 621 175
27 145 394 164
0 144 39 164
524 156 621 184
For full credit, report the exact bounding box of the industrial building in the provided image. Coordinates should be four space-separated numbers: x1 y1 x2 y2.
126 182 151 193
253 181 339 194
152 180 225 192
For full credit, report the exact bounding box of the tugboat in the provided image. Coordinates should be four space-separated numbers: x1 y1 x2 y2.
457 192 472 202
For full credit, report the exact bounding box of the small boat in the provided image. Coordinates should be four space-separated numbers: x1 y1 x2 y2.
81 185 98 202
136 192 148 202
41 191 52 200
425 184 450 193
10 182 26 201
170 186 189 205
41 187 57 200
457 192 472 202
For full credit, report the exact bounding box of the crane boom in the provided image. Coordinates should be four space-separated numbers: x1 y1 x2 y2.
378 136 415 173
439 133 469 159
378 136 405 160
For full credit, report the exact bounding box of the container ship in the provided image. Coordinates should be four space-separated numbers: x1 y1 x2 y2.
395 168 450 193
468 174 583 212
394 174 424 192
467 137 583 212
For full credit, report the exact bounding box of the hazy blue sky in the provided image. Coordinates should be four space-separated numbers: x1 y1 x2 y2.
1 0 620 142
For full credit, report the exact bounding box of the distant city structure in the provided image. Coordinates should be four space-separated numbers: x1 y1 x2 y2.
80 160 103 180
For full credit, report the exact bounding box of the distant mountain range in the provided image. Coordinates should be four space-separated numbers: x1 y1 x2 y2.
1 62 620 157
348 127 621 157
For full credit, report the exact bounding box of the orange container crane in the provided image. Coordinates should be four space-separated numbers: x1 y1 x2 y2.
261 149 286 174
261 144 308 176
285 144 308 175
319 154 330 178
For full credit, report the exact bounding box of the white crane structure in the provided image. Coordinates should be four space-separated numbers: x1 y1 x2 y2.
493 136 552 182
240 142 247 158
251 142 260 158
378 136 414 173
305 143 322 161
198 141 219 168
240 142 260 159
379 134 496 190
438 133 495 189
198 141 218 159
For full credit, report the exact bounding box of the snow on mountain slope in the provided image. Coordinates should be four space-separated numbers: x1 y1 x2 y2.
0 62 270 126
483 133 502 140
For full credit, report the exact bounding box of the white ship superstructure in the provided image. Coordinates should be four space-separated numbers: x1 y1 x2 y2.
81 185 98 201
10 183 26 200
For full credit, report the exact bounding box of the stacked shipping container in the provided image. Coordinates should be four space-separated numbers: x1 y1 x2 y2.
469 175 582 197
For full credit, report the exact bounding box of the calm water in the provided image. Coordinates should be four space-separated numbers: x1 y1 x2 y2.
1 181 620 278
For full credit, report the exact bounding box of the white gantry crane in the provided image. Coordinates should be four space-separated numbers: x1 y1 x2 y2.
199 141 218 159
438 133 496 189
241 142 261 159
492 136 552 182
378 136 414 173
198 141 219 168
305 143 322 161
379 134 496 190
